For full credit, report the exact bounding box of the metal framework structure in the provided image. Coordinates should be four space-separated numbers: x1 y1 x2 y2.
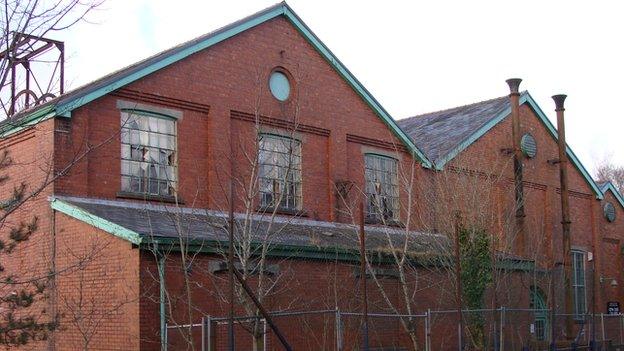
0 32 64 117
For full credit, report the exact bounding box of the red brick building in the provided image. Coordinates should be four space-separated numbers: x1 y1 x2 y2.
1 3 622 350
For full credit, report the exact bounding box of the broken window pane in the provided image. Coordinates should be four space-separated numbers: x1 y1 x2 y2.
258 134 302 211
364 154 399 223
120 111 177 196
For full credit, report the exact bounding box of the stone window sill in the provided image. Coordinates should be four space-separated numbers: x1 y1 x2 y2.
117 191 184 205
257 206 307 217
365 217 404 228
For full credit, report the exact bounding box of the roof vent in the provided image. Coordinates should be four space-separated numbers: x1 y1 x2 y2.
604 202 616 222
520 133 537 158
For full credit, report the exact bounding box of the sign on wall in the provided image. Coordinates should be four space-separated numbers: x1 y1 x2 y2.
608 301 620 315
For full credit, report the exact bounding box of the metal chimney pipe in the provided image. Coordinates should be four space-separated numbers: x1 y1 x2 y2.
552 93 574 339
506 78 525 255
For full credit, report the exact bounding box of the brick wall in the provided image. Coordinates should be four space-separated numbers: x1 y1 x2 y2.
1 11 621 350
0 120 56 350
51 17 412 224
53 212 140 350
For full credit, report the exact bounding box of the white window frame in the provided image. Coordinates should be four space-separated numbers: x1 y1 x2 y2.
257 133 302 212
120 110 178 197
364 153 400 223
571 250 587 320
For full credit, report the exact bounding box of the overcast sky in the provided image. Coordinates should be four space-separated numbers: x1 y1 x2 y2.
56 0 624 173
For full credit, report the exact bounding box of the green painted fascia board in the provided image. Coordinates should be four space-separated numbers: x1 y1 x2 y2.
434 105 512 170
522 93 603 199
602 182 624 209
142 236 430 265
55 5 286 116
142 236 377 263
50 198 142 245
0 105 57 138
44 201 538 271
281 5 432 168
37 3 430 168
432 92 602 200
142 236 536 272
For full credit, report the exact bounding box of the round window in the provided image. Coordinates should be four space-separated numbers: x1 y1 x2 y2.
604 202 616 222
520 133 537 158
269 71 290 101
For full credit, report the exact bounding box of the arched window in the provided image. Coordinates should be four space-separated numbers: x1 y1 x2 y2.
530 286 548 341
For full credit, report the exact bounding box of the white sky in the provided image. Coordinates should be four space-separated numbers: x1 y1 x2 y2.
55 0 624 173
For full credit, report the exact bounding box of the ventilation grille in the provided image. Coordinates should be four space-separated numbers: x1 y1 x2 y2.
521 133 537 158
605 202 616 222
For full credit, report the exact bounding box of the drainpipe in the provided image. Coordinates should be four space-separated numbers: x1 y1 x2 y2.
157 244 167 351
506 78 526 255
552 94 574 339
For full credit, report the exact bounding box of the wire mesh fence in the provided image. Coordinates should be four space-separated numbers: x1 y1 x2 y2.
164 309 624 351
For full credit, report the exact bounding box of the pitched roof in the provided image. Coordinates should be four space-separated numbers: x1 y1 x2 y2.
398 92 604 199
49 196 446 262
398 95 510 167
598 182 624 209
2 2 431 167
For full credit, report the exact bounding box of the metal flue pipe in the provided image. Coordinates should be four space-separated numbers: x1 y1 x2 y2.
552 94 574 339
506 78 526 255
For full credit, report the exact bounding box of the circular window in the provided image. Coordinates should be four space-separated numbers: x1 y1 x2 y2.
269 71 290 101
520 133 537 158
604 202 616 222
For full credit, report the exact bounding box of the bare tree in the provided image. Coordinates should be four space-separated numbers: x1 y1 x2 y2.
142 67 308 351
335 142 555 350
594 157 624 194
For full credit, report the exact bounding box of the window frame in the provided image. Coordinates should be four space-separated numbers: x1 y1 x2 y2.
571 250 587 320
529 286 548 341
364 153 400 224
119 109 178 198
257 133 302 212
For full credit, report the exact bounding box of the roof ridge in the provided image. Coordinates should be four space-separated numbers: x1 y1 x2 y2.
400 93 510 122
400 90 529 122
8 2 287 121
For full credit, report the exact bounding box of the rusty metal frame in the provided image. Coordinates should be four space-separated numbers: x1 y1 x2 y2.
0 32 64 116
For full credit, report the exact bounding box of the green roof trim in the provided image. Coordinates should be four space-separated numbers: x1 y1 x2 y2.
6 3 431 167
433 92 602 199
54 5 286 117
600 182 624 209
143 237 377 264
280 5 431 167
50 198 142 245
49 197 536 271
0 104 57 138
433 102 512 170
522 93 603 199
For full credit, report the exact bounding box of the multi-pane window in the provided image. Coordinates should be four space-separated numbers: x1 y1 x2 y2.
530 287 547 341
572 250 587 319
120 111 177 196
258 134 302 211
364 154 399 222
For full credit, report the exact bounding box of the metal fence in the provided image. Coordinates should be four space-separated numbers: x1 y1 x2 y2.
164 309 624 351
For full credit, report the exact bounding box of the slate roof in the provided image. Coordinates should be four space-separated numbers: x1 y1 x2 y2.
397 94 517 167
1 2 431 166
54 196 447 257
